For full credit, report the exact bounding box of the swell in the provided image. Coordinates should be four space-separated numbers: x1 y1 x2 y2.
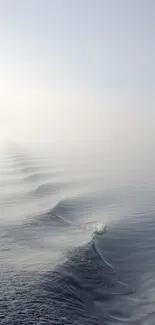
0 225 132 325
2 212 155 324
1 145 155 324
22 170 64 183
0 149 67 207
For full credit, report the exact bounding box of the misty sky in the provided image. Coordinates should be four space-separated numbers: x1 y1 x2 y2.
0 0 154 161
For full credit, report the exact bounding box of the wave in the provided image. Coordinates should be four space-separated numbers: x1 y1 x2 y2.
1 145 155 324
21 191 114 230
29 182 61 198
45 192 114 220
22 171 58 183
0 224 133 325
18 165 41 174
2 211 155 324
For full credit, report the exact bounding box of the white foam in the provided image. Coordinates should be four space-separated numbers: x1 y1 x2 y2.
94 223 107 235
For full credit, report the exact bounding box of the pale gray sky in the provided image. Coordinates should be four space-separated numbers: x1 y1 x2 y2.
0 1 154 161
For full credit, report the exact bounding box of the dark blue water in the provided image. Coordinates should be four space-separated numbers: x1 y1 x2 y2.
0 145 155 324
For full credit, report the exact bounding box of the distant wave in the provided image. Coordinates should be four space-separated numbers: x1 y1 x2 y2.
18 166 41 174
43 192 115 221
22 171 56 183
29 182 62 198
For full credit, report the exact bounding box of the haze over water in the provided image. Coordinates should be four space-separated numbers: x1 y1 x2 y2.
0 1 155 324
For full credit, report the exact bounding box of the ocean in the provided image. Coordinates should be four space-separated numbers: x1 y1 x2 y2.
0 143 155 324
